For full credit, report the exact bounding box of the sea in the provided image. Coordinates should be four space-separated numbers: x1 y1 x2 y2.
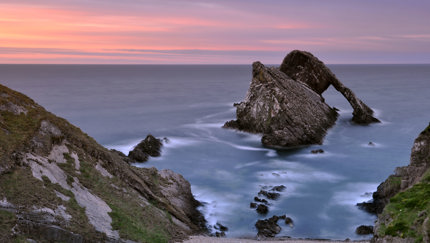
1 64 429 240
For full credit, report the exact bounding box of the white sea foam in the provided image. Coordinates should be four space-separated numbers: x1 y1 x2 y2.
183 122 225 129
331 182 378 206
105 139 142 155
257 160 345 184
191 186 242 233
234 161 260 169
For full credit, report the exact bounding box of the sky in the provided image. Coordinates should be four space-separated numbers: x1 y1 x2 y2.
0 0 429 64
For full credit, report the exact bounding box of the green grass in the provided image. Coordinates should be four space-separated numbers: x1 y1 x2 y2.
78 159 171 242
109 204 169 243
378 170 430 241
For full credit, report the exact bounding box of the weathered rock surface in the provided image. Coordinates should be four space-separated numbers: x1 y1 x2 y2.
225 61 338 147
256 204 269 215
358 123 430 242
128 134 162 162
255 215 290 238
0 84 206 242
280 50 380 124
225 50 378 147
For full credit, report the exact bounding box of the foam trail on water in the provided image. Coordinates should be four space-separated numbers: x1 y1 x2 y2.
191 185 242 234
331 182 379 206
105 139 142 155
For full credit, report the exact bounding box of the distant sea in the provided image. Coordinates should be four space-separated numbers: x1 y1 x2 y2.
1 64 429 240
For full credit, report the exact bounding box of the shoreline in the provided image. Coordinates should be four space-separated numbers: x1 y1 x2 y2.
184 236 370 243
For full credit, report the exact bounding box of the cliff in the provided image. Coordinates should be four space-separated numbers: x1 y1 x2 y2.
0 84 206 242
362 124 430 242
224 50 378 147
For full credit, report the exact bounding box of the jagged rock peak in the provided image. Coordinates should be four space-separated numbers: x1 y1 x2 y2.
280 50 380 124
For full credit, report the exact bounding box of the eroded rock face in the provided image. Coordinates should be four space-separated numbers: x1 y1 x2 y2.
280 50 379 124
225 50 379 147
0 84 206 242
224 61 338 147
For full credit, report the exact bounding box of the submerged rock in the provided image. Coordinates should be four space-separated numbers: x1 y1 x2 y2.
224 50 378 147
311 149 324 154
128 134 162 162
254 197 269 204
271 185 286 192
258 189 280 200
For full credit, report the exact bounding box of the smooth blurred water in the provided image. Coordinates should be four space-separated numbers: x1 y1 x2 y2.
1 64 429 240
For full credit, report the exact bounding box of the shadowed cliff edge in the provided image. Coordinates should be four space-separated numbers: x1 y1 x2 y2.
224 50 379 147
0 84 206 242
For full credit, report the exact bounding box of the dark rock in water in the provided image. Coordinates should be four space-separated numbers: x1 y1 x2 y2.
271 185 286 192
255 215 282 237
254 197 269 204
250 202 257 208
280 50 379 124
258 190 280 200
355 225 374 235
214 222 228 232
224 59 338 147
357 201 383 215
215 231 225 237
256 204 269 214
224 50 379 147
368 141 375 146
285 217 294 227
128 134 163 162
128 147 148 162
311 149 324 154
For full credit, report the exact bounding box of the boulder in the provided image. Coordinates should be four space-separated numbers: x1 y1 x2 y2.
256 204 269 215
254 197 269 204
128 134 162 162
255 215 282 237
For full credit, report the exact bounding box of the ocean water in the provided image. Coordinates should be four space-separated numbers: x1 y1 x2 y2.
1 64 429 240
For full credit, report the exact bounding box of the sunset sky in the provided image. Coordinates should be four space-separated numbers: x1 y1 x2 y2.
1 0 429 64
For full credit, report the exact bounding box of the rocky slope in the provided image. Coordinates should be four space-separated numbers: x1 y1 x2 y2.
0 84 206 242
224 50 378 147
359 124 430 242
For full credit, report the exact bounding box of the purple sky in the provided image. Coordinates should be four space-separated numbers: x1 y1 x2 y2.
1 0 429 64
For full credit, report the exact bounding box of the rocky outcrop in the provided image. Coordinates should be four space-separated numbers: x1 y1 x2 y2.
224 61 338 147
225 50 378 147
128 134 163 162
0 84 206 242
255 215 292 238
358 123 430 242
280 50 379 124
